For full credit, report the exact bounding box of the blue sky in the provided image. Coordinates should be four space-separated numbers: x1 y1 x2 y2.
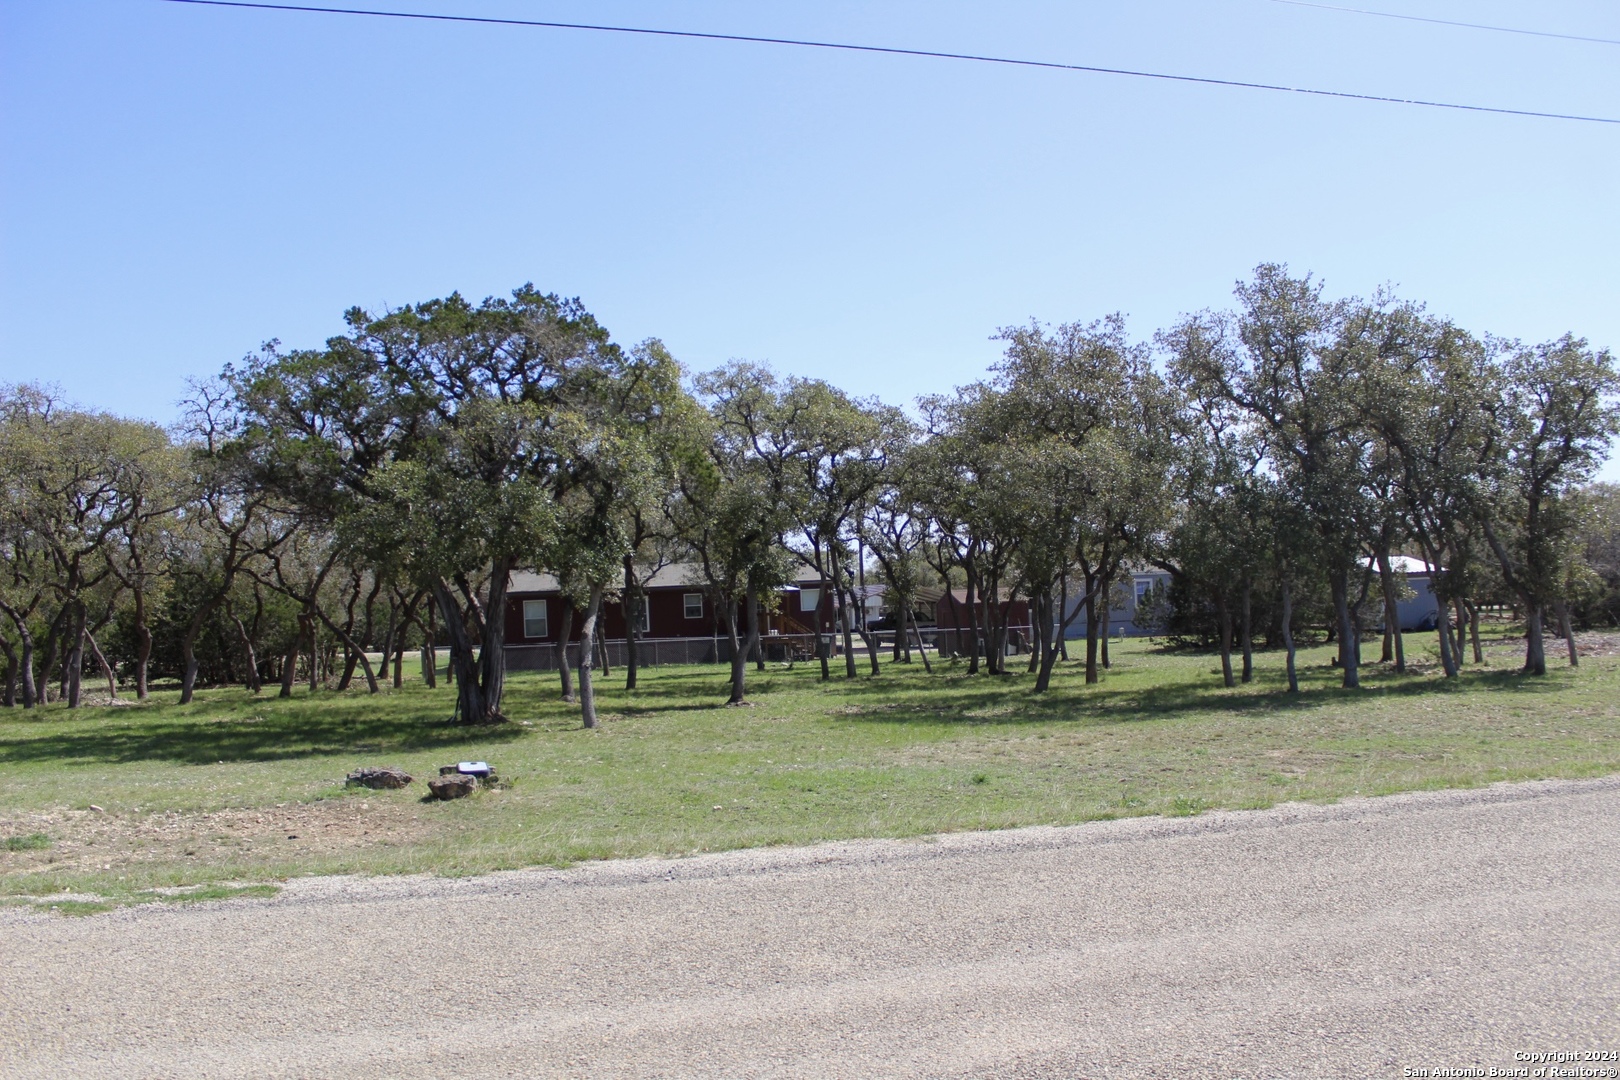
3 1 1617 468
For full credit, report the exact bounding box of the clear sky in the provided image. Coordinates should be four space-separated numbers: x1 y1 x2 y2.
3 1 1617 467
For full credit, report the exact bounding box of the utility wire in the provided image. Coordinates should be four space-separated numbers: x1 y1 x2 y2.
160 0 1620 126
1268 0 1620 48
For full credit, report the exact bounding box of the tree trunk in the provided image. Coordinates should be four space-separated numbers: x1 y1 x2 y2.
337 648 359 692
1035 591 1062 693
1468 602 1483 664
1377 551 1395 665
1 638 15 707
985 593 1000 676
314 608 380 695
131 586 152 700
381 593 408 690
433 581 489 722
1239 575 1254 684
831 552 858 680
1099 573 1112 670
1451 605 1467 672
86 631 117 699
722 595 751 706
1027 590 1043 675
227 602 262 694
838 581 858 678
557 601 576 702
2 604 39 709
1055 571 1070 662
624 555 641 691
908 605 932 673
1522 605 1547 676
811 546 831 681
578 586 604 728
20 631 37 708
278 627 299 699
746 591 765 675
1084 586 1100 685
1554 598 1578 668
421 602 437 689
1330 566 1359 689
1280 576 1298 694
376 613 395 690
1434 597 1458 678
1376 552 1404 673
962 572 981 674
304 611 320 691
1216 595 1235 688
815 578 832 679
178 607 211 705
35 605 69 706
476 556 512 719
750 595 767 673
65 606 88 709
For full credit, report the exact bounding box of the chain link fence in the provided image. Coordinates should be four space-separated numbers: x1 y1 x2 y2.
505 626 1043 673
504 632 838 673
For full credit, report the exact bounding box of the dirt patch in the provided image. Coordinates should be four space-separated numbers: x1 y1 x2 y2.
1481 631 1620 659
832 703 901 716
0 798 433 879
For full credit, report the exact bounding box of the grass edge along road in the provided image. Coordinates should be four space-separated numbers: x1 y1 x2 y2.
2 634 1617 913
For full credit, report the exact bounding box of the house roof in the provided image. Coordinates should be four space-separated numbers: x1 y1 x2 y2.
943 587 1024 605
509 562 832 595
1360 555 1439 575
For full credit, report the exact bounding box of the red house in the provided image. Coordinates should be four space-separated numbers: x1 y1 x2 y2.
502 564 842 670
933 589 1033 657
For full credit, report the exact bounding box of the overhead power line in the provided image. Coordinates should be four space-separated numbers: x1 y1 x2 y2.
160 0 1620 126
1267 0 1620 48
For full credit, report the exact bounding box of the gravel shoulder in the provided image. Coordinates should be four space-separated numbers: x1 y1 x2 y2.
4 777 1618 1079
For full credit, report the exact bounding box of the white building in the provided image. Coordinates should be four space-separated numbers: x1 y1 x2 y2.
1365 555 1443 632
1057 558 1443 638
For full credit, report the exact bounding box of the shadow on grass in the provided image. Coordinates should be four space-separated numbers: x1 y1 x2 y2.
822 661 1564 728
0 656 1571 766
0 700 528 768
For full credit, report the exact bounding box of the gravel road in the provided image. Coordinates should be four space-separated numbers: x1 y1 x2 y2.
4 777 1617 1079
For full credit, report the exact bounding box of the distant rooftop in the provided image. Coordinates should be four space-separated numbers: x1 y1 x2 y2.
509 562 830 594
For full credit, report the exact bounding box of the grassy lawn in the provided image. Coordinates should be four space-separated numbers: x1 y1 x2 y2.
2 631 1617 910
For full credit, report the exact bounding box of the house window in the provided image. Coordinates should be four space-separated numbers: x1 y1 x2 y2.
522 600 548 639
800 587 820 613
631 597 651 634
683 593 704 619
1135 580 1151 605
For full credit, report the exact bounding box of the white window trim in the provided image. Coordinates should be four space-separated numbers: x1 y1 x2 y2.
522 599 548 639
683 592 704 619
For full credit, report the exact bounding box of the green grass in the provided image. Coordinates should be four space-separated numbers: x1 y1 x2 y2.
10 883 282 917
2 632 1616 909
5 832 51 851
